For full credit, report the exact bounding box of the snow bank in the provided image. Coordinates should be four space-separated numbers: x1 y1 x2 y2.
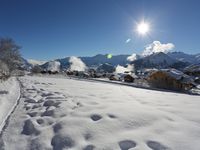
0 78 20 131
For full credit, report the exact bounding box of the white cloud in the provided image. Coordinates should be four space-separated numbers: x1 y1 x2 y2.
127 53 138 62
115 64 134 74
142 41 175 57
125 38 131 43
69 56 87 71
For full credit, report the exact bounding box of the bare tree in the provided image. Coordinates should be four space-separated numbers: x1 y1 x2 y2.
0 60 10 80
0 38 22 73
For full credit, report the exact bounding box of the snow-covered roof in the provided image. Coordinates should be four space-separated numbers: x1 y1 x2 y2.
184 63 200 72
118 73 138 79
167 69 184 80
160 69 194 84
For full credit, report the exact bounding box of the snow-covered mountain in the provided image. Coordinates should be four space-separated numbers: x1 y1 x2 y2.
143 52 176 64
23 52 200 71
168 52 200 64
96 63 115 73
132 52 189 69
56 54 129 69
40 61 61 72
184 63 200 74
27 59 47 66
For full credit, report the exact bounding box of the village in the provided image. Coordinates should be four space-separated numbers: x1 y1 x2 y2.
27 60 200 94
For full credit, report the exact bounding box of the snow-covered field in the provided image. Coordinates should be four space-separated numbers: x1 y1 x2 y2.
1 75 200 150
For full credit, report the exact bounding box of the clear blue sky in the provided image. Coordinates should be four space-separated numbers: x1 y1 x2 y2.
0 0 200 60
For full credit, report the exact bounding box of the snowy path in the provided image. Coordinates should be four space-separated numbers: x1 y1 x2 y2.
1 76 200 150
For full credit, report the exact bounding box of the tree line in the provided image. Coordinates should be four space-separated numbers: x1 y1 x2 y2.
0 37 22 79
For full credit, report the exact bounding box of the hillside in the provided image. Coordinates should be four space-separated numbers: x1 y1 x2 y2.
168 52 200 64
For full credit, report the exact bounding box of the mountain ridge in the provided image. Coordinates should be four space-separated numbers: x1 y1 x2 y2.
25 52 200 70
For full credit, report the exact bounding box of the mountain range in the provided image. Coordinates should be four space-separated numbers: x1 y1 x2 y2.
25 52 200 70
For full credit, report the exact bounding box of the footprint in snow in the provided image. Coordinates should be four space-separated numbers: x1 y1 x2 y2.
37 118 54 126
53 123 62 133
27 112 38 117
108 114 117 119
24 105 31 111
21 119 40 136
90 114 102 121
54 92 62 94
26 88 37 91
118 140 136 150
36 118 44 125
147 141 169 150
34 82 39 84
32 104 42 109
24 98 37 103
0 90 8 94
84 133 93 140
30 138 43 150
0 138 5 150
40 88 45 91
83 145 95 150
43 100 61 107
41 109 54 117
46 96 65 100
44 100 54 106
41 93 54 97
51 134 75 150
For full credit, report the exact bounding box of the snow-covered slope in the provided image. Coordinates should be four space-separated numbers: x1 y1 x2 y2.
133 52 178 69
0 78 20 131
46 61 61 72
144 52 176 64
184 63 200 72
1 76 200 150
96 63 115 73
54 54 129 68
27 59 47 66
168 52 200 64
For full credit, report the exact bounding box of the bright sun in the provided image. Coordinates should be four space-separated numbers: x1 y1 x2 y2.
137 22 149 35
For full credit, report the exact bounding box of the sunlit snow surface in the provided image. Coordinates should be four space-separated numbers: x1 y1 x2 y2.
0 78 20 131
1 76 200 150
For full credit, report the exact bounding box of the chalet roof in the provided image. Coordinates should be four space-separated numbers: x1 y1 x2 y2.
109 74 120 80
160 69 195 84
184 63 200 72
117 73 138 79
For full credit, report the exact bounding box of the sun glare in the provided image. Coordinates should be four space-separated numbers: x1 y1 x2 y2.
137 22 149 35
